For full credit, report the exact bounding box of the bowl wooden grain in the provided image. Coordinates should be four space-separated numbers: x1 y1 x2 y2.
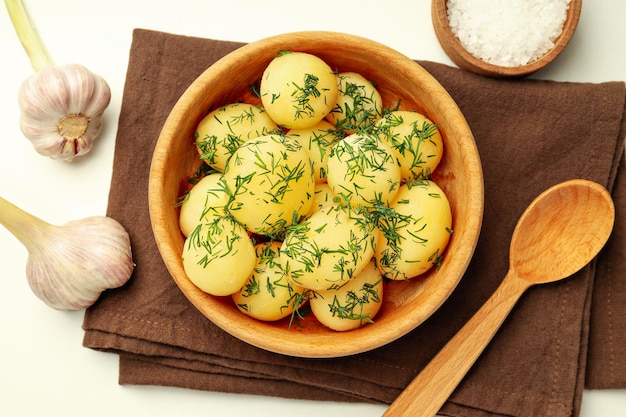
432 0 582 78
148 31 484 358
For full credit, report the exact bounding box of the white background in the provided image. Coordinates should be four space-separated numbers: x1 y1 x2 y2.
0 1 624 416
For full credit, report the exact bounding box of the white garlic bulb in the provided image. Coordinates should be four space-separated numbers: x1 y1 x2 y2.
17 63 111 162
0 196 134 310
6 0 112 161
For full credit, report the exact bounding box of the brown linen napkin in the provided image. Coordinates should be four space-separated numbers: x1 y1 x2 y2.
82 29 626 417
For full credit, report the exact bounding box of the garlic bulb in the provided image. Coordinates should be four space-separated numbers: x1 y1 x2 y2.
0 196 134 310
6 0 112 162
18 63 111 162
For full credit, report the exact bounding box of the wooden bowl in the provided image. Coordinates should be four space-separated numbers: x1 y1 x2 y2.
148 31 484 358
432 0 582 78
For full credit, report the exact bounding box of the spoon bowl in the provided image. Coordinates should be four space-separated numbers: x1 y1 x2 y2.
383 179 615 417
511 180 615 283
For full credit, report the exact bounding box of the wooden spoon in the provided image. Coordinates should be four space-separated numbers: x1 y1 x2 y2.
383 179 615 417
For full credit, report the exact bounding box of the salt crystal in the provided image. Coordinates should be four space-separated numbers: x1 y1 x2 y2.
446 0 571 67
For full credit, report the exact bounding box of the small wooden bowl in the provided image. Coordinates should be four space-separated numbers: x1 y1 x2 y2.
432 0 582 78
148 31 484 358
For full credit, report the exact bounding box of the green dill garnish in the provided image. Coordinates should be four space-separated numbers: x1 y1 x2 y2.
281 204 377 289
185 216 243 268
291 73 321 120
330 74 382 133
326 279 382 326
333 134 394 180
373 111 441 181
249 79 262 98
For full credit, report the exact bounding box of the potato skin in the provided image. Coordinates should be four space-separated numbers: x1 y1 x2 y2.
375 180 452 280
306 182 336 217
232 242 306 322
326 133 401 208
222 134 315 238
326 72 383 134
195 103 278 172
310 260 383 331
280 204 378 292
286 120 343 183
182 216 256 296
375 110 444 182
179 173 229 237
260 52 339 130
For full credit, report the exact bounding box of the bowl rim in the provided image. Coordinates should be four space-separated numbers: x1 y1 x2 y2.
148 30 484 358
431 0 583 77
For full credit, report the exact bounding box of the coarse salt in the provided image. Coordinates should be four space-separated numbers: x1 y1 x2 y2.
447 0 571 67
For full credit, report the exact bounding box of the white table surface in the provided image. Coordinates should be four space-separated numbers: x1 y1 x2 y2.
1 1 624 416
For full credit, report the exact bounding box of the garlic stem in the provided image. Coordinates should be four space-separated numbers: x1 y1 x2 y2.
0 196 51 253
4 0 53 71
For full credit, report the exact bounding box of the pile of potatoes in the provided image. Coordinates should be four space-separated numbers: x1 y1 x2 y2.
179 51 451 331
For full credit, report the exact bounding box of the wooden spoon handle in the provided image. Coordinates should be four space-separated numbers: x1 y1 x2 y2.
383 272 531 417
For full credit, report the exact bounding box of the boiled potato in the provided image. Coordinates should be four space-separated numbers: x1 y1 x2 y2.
326 133 401 208
232 242 307 321
326 72 383 134
310 260 383 331
375 180 452 280
195 103 278 171
286 120 344 183
182 216 256 296
306 182 336 216
260 52 339 129
280 204 378 291
179 173 229 237
222 134 315 237
374 110 444 182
